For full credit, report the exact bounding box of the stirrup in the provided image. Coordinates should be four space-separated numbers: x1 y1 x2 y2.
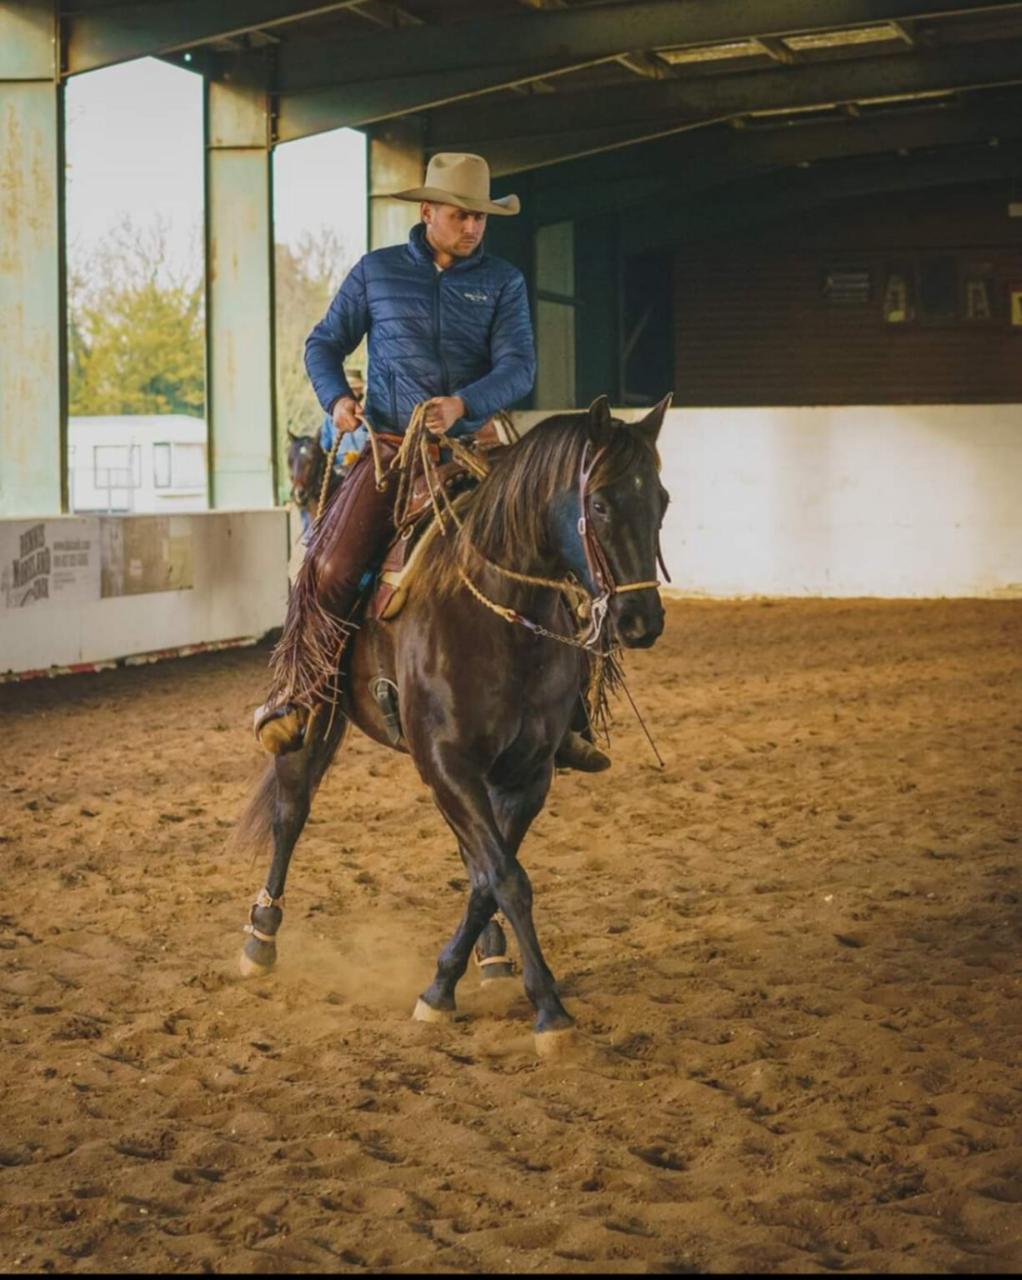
253 701 308 755
555 730 611 773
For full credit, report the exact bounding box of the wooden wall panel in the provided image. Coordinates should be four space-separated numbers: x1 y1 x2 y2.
673 181 1022 406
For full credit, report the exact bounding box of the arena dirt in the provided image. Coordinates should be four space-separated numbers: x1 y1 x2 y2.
1 598 1020 1274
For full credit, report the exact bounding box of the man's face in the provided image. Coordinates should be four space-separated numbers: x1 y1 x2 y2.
422 202 487 258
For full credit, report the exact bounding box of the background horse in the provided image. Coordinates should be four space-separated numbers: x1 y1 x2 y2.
286 431 326 535
237 395 671 1054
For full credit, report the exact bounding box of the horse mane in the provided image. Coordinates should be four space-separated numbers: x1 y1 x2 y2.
426 411 646 597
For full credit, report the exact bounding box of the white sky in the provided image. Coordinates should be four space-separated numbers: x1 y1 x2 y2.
65 57 367 276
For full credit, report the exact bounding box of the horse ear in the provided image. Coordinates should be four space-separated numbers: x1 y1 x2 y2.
633 391 672 448
286 429 297 441
586 394 614 444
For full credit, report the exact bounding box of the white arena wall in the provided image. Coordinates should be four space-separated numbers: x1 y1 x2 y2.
2 403 1019 678
1 510 287 677
518 404 1022 599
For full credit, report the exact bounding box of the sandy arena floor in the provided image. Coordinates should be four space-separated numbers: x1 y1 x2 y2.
1 598 1020 1274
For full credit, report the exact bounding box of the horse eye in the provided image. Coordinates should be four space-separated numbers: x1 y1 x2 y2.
591 498 608 517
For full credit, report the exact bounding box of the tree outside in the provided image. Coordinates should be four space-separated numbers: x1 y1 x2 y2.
68 216 361 507
68 216 204 418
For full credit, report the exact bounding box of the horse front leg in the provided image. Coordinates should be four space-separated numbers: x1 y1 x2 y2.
415 853 497 1020
418 757 573 1050
471 771 554 984
239 709 348 976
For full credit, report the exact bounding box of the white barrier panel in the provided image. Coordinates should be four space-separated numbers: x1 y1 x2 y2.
4 403 1019 679
1 509 288 676
514 404 1022 599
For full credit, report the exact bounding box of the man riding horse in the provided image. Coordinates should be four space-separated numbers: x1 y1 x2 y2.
254 152 610 772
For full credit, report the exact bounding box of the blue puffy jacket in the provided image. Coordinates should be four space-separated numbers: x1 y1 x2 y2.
306 222 535 454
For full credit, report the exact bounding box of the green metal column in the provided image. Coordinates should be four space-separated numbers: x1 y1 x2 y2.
204 71 275 509
368 118 423 250
0 1 65 516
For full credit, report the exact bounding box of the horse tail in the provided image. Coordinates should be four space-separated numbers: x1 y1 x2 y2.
229 761 278 860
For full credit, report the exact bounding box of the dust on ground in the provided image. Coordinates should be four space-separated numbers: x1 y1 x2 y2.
1 598 1020 1274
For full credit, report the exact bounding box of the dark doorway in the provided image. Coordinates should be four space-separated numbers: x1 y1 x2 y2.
621 250 674 407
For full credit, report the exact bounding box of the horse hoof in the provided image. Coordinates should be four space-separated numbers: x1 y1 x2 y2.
534 1027 578 1059
412 997 454 1024
480 961 515 984
239 949 274 978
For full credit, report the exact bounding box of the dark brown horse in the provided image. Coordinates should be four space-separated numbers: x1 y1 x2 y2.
285 431 326 535
236 395 671 1054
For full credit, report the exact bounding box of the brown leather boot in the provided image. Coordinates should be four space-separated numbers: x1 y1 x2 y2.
253 702 309 755
555 729 611 773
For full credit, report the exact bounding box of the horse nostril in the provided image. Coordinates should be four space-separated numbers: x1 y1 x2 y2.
619 611 647 641
618 607 664 648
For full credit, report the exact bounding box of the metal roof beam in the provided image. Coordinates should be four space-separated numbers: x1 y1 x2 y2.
276 0 1022 91
64 1 364 76
429 38 1022 162
624 142 1022 251
274 57 607 141
512 99 1022 221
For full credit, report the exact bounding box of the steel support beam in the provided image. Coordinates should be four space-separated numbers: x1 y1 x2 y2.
65 1 364 76
368 117 424 249
430 39 1022 166
277 0 1022 90
0 0 65 516
204 70 276 509
274 58 603 142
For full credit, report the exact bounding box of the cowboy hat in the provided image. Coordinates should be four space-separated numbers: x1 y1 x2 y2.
390 152 520 217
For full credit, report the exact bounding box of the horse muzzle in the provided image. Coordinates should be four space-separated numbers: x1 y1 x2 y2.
614 597 664 648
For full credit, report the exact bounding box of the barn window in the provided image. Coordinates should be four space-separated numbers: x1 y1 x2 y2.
94 444 141 489
172 443 206 489
153 443 171 488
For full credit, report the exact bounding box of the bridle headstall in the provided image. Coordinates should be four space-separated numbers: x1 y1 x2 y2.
456 436 667 652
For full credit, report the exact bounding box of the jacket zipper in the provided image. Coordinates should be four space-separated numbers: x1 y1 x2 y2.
433 269 452 396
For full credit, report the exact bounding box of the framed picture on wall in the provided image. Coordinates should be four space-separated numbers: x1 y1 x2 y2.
960 258 994 323
821 265 871 306
882 264 914 323
917 256 958 323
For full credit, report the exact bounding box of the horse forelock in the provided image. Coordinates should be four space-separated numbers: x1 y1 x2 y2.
287 433 316 465
590 426 657 489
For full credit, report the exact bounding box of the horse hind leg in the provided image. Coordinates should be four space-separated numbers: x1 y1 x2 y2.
473 919 515 984
238 707 348 977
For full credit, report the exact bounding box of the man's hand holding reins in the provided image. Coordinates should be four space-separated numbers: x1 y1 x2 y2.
332 395 364 435
423 396 465 436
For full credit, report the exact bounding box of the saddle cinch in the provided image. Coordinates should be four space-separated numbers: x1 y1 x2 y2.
367 415 515 622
